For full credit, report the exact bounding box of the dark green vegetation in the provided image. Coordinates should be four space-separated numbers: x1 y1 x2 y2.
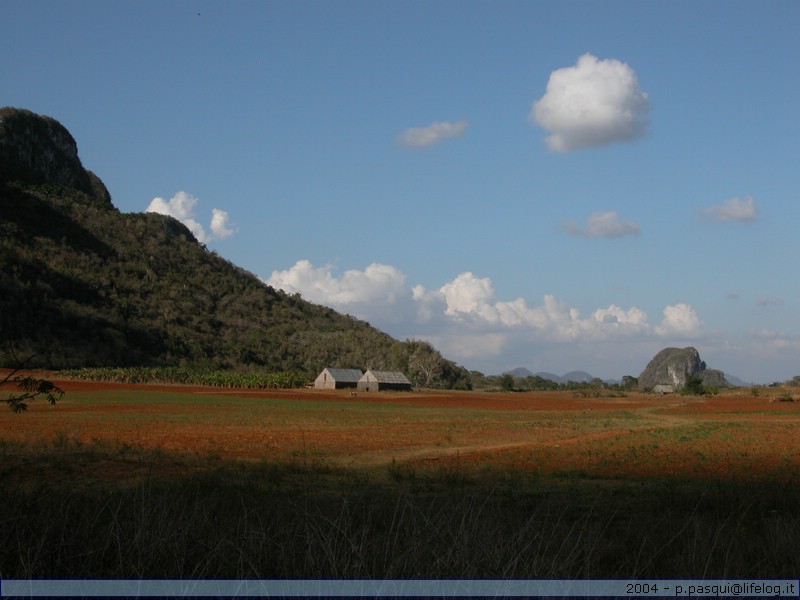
0 107 470 387
63 366 307 388
471 371 638 393
2 437 799 579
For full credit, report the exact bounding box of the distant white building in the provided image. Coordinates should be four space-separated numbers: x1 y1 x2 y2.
357 370 412 392
653 384 675 394
314 368 363 390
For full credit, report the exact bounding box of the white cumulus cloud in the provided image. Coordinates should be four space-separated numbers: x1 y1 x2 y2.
590 305 651 336
702 196 757 222
263 260 727 379
564 211 641 238
397 120 469 148
530 53 649 152
439 272 499 322
655 303 704 338
266 260 412 324
210 208 238 239
266 261 797 382
266 260 704 361
146 191 237 243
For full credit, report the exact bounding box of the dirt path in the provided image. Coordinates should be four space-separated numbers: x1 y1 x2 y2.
338 402 697 468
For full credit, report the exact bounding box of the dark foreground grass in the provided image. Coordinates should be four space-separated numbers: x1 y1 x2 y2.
1 437 799 580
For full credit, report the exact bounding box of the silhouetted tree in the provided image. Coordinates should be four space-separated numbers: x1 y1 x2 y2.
1 347 63 413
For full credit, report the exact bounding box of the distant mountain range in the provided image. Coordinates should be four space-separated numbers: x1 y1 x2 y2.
724 374 751 387
503 364 752 387
503 368 601 384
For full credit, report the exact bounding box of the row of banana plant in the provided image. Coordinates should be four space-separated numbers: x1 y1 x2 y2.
61 367 307 389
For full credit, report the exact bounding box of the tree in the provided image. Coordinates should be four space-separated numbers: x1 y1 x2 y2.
681 371 705 396
407 341 442 388
1 348 63 413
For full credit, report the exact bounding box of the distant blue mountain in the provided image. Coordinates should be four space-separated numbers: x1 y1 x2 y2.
724 373 752 387
561 370 595 383
503 368 594 383
534 372 564 383
503 367 534 378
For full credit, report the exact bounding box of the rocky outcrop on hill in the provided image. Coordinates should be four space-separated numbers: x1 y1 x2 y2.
0 107 111 207
698 368 729 388
638 347 729 390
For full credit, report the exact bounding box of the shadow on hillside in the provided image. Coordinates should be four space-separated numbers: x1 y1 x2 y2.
1 182 116 257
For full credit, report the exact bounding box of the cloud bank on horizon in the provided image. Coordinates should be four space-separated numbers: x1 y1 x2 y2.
266 260 705 375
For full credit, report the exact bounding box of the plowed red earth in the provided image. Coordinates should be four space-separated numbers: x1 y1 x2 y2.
3 375 800 483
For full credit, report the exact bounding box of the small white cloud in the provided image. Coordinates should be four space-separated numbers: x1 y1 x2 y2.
530 53 649 152
756 296 783 307
146 191 236 243
397 120 468 148
702 196 757 222
564 211 640 238
655 303 704 338
210 208 238 239
147 191 206 241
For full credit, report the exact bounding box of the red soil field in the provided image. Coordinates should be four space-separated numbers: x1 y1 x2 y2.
3 375 800 483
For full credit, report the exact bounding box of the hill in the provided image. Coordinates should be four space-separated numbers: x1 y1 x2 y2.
637 347 729 391
534 370 598 384
503 367 534 378
0 107 470 388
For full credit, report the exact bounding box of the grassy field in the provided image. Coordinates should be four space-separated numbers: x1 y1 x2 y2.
2 379 800 579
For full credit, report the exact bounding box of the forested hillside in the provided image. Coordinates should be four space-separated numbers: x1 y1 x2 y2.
0 107 470 388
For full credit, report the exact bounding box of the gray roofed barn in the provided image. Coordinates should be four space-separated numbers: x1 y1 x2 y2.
357 369 412 392
314 368 363 390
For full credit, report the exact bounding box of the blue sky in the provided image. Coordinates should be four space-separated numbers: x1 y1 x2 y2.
4 1 799 383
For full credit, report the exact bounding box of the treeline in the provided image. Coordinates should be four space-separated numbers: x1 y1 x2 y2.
471 373 639 393
61 341 472 391
62 367 307 389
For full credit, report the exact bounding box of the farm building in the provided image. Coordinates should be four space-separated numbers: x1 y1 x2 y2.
314 368 363 390
357 370 412 392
